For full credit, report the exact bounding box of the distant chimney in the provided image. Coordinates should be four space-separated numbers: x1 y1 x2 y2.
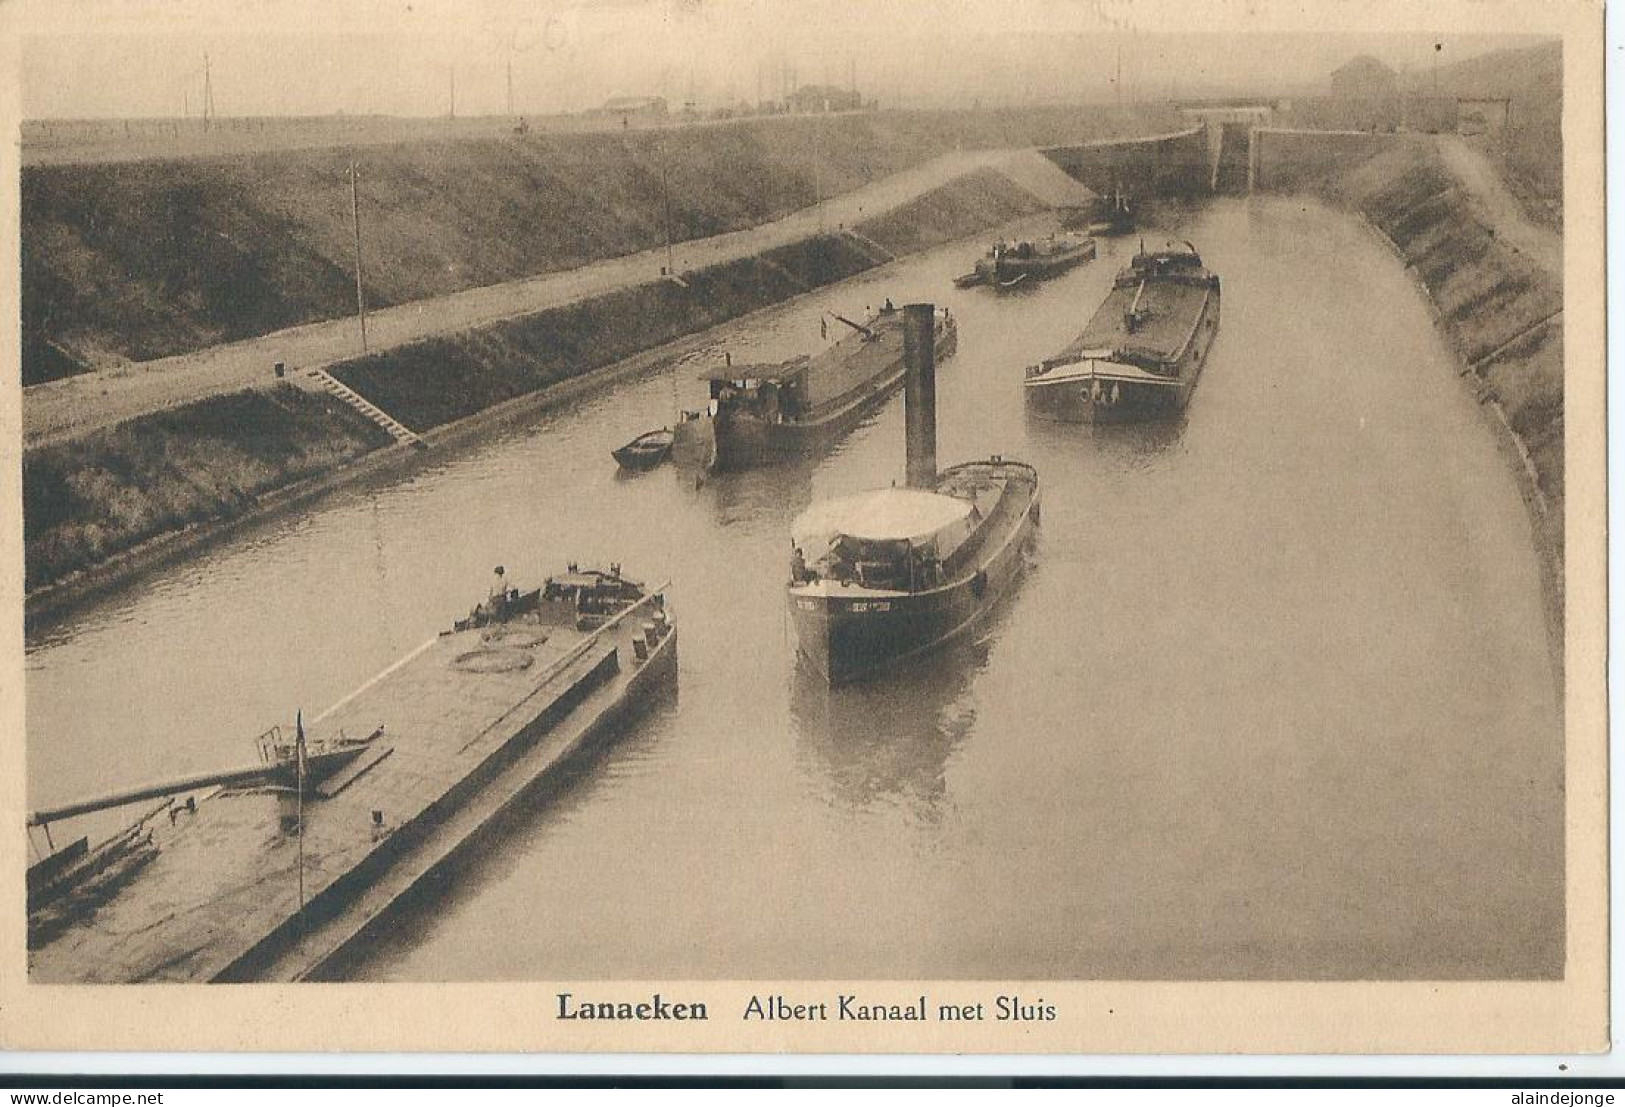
903 303 937 490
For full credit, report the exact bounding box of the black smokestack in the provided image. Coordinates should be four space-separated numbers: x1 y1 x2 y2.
903 302 937 490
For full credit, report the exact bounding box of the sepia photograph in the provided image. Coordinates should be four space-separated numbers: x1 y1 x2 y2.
1 0 1605 1057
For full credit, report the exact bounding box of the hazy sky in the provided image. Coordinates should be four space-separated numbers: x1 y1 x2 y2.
15 0 1557 119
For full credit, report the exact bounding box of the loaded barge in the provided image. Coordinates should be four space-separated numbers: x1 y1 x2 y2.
954 233 1096 290
1023 241 1220 423
27 566 677 983
788 304 1039 684
671 302 957 472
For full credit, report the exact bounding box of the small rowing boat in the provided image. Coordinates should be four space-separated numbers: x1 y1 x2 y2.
612 427 674 471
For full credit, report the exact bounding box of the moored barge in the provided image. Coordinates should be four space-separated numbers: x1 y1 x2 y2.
1023 240 1221 423
672 302 957 472
27 565 677 982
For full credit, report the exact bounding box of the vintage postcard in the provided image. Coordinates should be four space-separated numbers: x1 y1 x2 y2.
0 0 1605 1057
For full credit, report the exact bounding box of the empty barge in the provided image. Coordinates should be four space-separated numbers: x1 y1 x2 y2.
27 565 677 983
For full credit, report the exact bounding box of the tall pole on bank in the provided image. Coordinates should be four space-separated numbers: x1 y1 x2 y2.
350 163 369 354
660 137 675 275
203 53 215 130
812 111 824 231
1116 43 1123 114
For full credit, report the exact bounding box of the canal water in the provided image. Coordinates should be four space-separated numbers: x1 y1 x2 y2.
25 195 1563 980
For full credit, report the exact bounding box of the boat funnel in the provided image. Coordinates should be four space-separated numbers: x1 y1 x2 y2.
903 302 938 490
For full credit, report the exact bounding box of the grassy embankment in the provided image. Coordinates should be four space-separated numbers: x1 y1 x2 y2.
23 106 1176 386
1311 138 1563 564
855 166 1051 255
330 167 1045 431
1416 40 1563 229
24 388 392 592
330 233 886 429
23 166 1047 596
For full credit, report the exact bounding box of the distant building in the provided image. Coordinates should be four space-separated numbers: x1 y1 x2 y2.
1327 56 1401 131
1330 56 1399 100
593 95 668 123
786 84 864 113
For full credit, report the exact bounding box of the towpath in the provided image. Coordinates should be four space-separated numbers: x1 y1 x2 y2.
1434 135 1562 282
23 149 1092 449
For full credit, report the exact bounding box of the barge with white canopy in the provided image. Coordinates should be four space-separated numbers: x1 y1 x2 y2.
788 462 1040 683
787 303 1039 684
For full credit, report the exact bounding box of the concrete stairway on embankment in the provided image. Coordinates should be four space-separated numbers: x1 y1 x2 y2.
304 368 425 449
839 228 898 263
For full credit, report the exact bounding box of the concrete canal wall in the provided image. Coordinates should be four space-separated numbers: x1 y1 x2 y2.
1039 128 1209 198
1250 128 1401 192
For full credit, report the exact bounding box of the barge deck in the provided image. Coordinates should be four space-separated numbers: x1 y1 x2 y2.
28 578 677 983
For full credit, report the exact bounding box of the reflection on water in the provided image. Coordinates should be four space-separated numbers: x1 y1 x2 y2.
25 199 1562 981
789 589 1013 818
1023 407 1190 469
698 456 818 529
792 665 970 819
